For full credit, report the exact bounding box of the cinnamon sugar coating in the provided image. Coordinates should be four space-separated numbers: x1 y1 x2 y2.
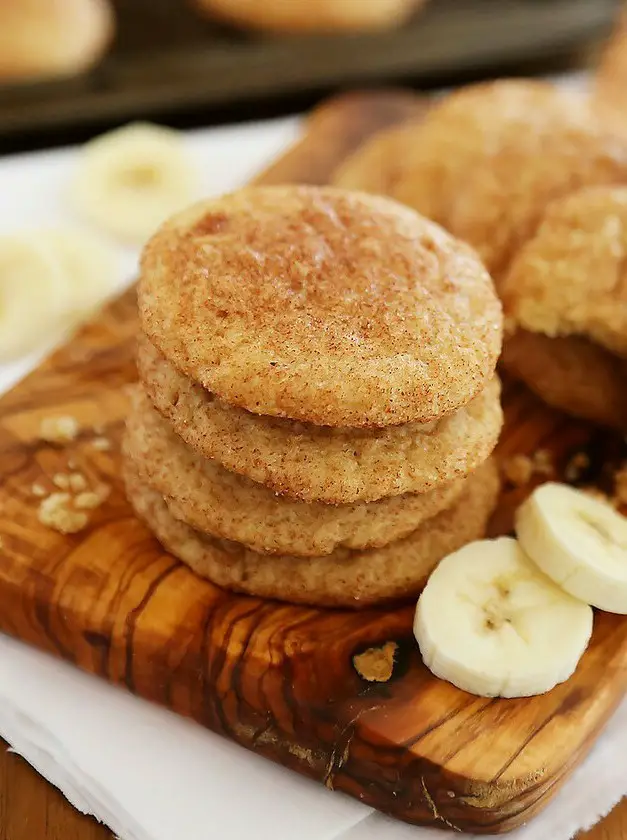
449 101 627 281
139 185 502 427
124 385 467 557
137 334 503 504
390 79 579 229
124 458 499 609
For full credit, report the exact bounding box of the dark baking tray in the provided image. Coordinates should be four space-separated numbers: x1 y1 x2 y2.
0 0 619 143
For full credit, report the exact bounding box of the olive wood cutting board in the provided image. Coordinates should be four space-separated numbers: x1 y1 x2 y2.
0 90 626 835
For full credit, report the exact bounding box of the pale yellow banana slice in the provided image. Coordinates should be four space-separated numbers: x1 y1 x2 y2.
70 123 198 243
516 482 627 614
0 235 71 361
414 537 593 697
39 228 118 314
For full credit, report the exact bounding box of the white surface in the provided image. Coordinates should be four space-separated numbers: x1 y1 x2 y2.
1 90 626 840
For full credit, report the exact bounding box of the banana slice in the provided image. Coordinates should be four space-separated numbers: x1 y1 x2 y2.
70 123 198 243
0 235 71 361
516 482 627 614
414 537 593 697
40 229 118 314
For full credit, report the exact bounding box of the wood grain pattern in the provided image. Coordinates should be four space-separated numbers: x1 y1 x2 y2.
1 90 627 836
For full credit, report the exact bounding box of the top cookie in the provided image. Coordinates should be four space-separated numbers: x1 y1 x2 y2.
139 185 502 427
502 186 627 359
389 79 578 229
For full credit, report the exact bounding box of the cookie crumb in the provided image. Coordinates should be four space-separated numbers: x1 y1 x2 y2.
502 449 555 488
69 472 87 493
532 449 553 476
502 454 533 487
39 415 79 444
353 641 398 683
564 452 590 483
38 493 88 534
52 473 70 490
93 424 105 435
92 437 111 452
32 483 46 497
74 491 102 510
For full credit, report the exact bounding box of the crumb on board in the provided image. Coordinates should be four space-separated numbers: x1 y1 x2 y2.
501 454 533 487
31 483 46 498
564 452 591 483
69 472 87 492
39 415 79 444
52 473 70 490
74 491 103 510
38 493 88 535
501 449 555 488
36 477 110 533
532 449 553 476
91 437 111 452
353 641 398 683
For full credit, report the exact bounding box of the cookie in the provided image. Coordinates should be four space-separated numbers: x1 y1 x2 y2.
138 335 503 504
332 120 421 195
389 79 578 229
502 330 627 430
193 0 423 33
502 186 627 360
0 0 114 82
139 185 502 427
448 100 627 282
124 458 500 609
595 10 627 136
124 386 469 556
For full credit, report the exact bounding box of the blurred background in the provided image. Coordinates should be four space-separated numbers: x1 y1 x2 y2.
0 0 622 153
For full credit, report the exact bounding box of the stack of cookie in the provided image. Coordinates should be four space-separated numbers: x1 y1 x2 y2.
124 185 503 609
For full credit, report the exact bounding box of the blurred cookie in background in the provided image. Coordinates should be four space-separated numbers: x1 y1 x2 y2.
501 186 627 430
333 120 422 196
0 0 114 83
446 95 627 283
595 4 627 134
332 80 587 237
192 0 427 33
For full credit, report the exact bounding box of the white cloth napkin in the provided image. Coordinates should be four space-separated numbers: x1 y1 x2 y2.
1 74 625 840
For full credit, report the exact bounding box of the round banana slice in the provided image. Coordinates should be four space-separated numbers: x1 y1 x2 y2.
516 482 627 614
70 123 198 243
414 537 593 697
40 229 119 314
0 235 71 361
